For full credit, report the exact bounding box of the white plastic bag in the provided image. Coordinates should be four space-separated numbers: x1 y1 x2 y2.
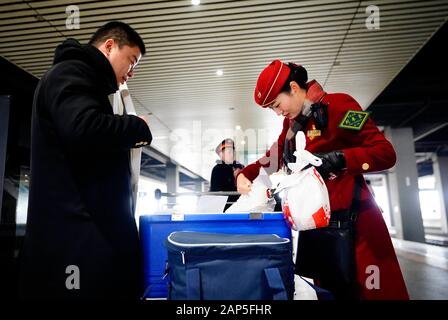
225 169 275 213
275 132 331 231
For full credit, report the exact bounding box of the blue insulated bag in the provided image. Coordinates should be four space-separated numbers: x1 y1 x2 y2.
164 231 294 300
140 212 291 298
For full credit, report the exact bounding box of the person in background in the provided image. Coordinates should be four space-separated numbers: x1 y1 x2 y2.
210 139 244 210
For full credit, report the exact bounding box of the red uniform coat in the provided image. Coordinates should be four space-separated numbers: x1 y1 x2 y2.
240 92 409 300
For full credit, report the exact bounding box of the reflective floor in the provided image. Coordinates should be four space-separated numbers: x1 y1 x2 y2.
294 238 448 300
398 255 448 300
394 239 448 300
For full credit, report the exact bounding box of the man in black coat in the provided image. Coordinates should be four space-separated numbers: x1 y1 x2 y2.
19 21 152 300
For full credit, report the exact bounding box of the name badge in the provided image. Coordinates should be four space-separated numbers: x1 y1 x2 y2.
307 125 321 140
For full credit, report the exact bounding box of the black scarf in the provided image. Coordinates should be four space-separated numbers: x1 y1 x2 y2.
282 114 311 172
281 80 327 172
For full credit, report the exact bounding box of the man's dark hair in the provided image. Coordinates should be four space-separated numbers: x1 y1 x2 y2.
280 63 308 92
89 21 146 55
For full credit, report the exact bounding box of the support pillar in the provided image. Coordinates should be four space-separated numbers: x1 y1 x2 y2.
166 162 179 207
432 155 448 234
194 180 204 193
385 127 425 242
0 96 10 217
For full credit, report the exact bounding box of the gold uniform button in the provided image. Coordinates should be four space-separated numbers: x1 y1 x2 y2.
362 163 370 170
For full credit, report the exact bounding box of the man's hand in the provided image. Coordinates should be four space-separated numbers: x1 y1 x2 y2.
138 114 150 128
237 173 252 195
313 151 346 180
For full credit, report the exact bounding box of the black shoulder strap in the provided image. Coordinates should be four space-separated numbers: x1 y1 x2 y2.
350 175 364 221
282 115 310 170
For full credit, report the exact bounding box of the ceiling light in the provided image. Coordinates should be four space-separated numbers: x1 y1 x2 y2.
235 125 241 130
192 0 200 6
241 141 246 145
216 69 223 76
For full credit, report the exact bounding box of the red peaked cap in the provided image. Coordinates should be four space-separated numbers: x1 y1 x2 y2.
254 59 291 108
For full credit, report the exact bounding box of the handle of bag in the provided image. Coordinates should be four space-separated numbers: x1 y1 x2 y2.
299 276 334 300
186 268 201 300
264 268 288 300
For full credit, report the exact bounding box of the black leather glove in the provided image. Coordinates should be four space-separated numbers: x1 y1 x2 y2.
313 151 346 180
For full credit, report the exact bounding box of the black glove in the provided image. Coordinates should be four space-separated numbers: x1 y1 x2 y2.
313 151 346 180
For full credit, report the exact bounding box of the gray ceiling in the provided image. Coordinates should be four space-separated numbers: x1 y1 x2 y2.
1 0 447 178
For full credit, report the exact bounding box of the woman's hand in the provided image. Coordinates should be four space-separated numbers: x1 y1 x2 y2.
237 173 252 195
233 167 242 179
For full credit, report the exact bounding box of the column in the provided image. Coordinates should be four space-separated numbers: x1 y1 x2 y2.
166 162 179 207
194 180 204 193
385 127 425 243
432 155 448 234
0 96 10 217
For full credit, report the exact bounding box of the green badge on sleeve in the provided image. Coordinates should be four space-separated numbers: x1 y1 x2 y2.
338 110 370 130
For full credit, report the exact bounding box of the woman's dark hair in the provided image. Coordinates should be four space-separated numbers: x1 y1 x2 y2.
280 63 308 92
89 21 146 56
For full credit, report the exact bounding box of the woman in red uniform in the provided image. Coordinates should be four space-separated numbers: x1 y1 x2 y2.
237 60 409 300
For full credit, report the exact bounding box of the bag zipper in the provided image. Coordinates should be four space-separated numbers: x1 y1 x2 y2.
179 250 290 266
168 233 290 248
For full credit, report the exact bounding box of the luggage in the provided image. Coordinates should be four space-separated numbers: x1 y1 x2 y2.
165 231 294 300
139 212 291 298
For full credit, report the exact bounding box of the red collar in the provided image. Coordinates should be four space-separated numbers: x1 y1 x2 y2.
305 80 327 103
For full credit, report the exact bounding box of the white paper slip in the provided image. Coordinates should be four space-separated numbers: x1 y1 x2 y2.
194 195 228 213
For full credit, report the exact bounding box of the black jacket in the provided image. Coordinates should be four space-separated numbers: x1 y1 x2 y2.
210 161 244 210
19 39 152 300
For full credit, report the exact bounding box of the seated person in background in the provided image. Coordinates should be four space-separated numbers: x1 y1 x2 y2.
210 139 244 210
